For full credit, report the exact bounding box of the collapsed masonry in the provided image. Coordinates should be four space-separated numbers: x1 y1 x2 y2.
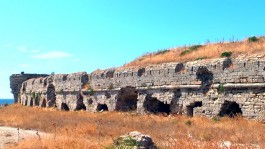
10 57 265 119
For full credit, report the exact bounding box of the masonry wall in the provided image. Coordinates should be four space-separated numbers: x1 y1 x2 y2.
16 57 265 119
10 73 49 103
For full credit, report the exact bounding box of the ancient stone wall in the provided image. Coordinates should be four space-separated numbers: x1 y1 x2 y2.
15 57 265 119
10 72 49 103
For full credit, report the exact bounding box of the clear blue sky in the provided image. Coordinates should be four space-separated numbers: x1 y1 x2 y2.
1 0 265 98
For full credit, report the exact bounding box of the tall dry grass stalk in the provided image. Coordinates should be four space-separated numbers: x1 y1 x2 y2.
125 37 265 67
0 104 264 149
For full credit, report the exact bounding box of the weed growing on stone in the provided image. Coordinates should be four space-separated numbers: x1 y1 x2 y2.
248 36 259 42
220 51 232 58
180 45 202 56
154 49 170 55
218 84 225 93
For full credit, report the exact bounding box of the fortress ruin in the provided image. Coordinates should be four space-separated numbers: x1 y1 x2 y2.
10 57 265 119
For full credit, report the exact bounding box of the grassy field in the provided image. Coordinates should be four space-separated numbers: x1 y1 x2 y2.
125 36 265 67
0 104 264 149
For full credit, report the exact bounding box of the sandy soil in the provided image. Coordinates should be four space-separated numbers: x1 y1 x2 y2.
0 126 48 149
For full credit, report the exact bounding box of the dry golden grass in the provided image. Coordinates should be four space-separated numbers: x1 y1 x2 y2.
125 36 265 67
0 104 265 149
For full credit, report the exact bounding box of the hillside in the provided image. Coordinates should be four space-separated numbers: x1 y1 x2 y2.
125 36 265 67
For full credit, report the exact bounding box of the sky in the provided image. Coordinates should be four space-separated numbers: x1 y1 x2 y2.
0 0 265 98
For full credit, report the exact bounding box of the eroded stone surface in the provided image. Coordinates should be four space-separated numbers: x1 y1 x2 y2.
11 57 265 119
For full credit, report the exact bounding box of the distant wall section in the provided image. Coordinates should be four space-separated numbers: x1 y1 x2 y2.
10 72 49 103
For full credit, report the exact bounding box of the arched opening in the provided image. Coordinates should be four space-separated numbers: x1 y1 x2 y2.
61 103 69 111
97 104 109 112
62 75 68 81
41 98 46 108
175 63 184 73
143 95 171 115
106 70 115 78
88 98 93 105
47 84 56 107
223 58 232 70
76 94 86 110
24 98 28 106
30 98 33 106
137 68 145 77
43 79 47 87
34 93 40 106
115 87 138 111
219 101 242 117
186 101 202 117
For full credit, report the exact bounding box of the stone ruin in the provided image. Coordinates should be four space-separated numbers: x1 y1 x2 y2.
9 57 265 119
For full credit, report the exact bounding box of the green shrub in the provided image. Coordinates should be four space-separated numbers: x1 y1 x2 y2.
219 84 225 93
88 89 94 95
189 45 202 51
195 56 207 61
220 51 232 58
107 137 140 149
180 50 190 56
180 45 202 56
31 92 36 99
155 49 170 55
248 36 259 42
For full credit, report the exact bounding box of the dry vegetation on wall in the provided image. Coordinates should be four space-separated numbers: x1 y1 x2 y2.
125 36 265 67
0 105 264 149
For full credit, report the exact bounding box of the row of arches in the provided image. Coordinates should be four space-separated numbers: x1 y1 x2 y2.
21 84 56 108
59 85 243 117
25 84 243 117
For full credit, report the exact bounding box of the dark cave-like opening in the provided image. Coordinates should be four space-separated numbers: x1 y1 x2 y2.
144 95 171 115
219 101 242 117
97 104 109 112
186 101 202 117
115 87 138 111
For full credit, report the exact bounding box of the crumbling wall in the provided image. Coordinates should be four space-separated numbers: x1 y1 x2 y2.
10 72 48 103
53 72 89 111
15 57 265 119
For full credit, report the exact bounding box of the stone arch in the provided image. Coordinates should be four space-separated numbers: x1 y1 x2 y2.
41 98 46 107
34 93 41 106
143 95 171 115
47 84 56 107
175 63 184 73
115 87 138 111
88 98 93 105
196 66 213 93
106 70 115 78
62 75 68 81
29 98 33 106
24 98 28 106
186 101 202 117
43 78 47 87
223 58 232 70
61 103 70 111
137 68 145 77
218 101 242 117
97 104 109 112
76 94 86 110
22 83 26 93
